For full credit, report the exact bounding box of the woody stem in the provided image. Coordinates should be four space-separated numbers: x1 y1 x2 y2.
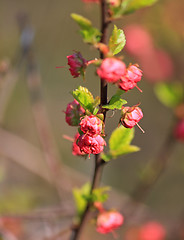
70 1 110 240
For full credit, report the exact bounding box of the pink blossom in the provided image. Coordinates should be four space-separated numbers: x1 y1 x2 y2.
67 52 87 78
72 133 86 156
121 106 143 128
118 76 137 91
173 120 184 141
80 115 103 136
96 210 124 234
139 222 166 240
125 25 153 57
124 25 174 82
126 64 142 83
97 58 126 83
140 49 174 82
118 64 142 91
77 134 106 155
65 99 85 126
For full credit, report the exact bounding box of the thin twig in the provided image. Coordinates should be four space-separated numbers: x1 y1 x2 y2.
0 128 85 191
0 207 74 221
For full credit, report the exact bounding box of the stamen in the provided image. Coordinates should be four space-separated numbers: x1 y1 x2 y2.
62 134 74 142
111 230 118 239
135 84 143 93
136 123 145 133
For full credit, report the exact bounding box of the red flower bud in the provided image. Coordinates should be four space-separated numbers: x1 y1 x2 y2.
173 120 184 141
67 52 87 78
121 106 143 128
80 115 103 136
97 58 126 83
139 222 166 240
77 134 106 156
65 100 85 126
96 210 124 234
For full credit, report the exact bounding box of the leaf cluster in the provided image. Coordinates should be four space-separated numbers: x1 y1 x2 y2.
110 0 158 18
73 183 110 217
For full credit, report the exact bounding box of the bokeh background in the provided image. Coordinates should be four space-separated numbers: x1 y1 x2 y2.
0 0 184 239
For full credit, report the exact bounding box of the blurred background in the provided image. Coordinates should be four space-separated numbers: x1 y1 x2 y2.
0 0 184 239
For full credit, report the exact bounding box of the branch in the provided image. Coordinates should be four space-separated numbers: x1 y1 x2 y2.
69 1 110 239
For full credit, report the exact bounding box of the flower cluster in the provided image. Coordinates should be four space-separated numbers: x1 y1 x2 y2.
77 115 106 156
97 58 143 92
64 102 106 157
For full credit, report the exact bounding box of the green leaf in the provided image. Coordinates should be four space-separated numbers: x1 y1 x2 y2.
109 126 135 150
80 28 101 44
92 187 110 203
92 96 100 114
93 96 100 107
102 126 139 161
102 94 127 110
109 25 126 55
121 0 158 15
101 152 113 162
93 108 99 115
71 13 101 44
71 13 92 29
111 144 140 157
116 89 125 96
73 183 90 217
96 113 104 121
72 86 95 113
83 187 110 203
154 82 183 108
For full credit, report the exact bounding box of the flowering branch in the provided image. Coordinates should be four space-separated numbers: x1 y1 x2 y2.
70 1 109 239
63 0 159 239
